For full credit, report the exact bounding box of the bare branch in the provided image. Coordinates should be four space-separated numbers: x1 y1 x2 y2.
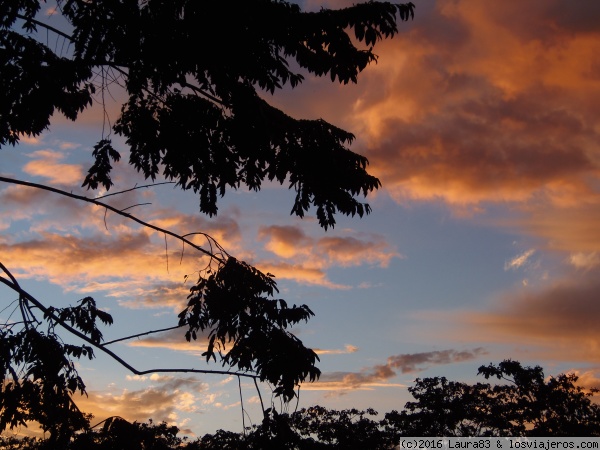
102 325 185 346
119 202 151 212
239 375 246 435
0 176 227 263
254 377 266 417
95 181 176 200
15 14 72 41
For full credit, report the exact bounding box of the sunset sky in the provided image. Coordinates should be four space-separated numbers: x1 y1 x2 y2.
2 0 600 438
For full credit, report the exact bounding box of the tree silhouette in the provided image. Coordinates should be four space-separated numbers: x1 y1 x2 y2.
0 0 415 442
390 360 600 437
4 361 598 448
2 0 415 228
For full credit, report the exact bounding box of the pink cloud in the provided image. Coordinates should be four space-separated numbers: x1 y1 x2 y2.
306 347 486 392
258 224 400 274
23 150 84 186
435 274 600 362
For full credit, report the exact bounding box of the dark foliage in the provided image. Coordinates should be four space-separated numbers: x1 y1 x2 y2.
1 0 415 229
178 257 320 402
0 297 111 446
391 360 600 437
4 361 598 448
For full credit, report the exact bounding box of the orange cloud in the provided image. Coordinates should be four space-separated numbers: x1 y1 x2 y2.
325 0 600 258
516 207 600 253
504 249 536 271
571 369 600 394
569 252 600 271
438 275 600 362
75 374 208 432
254 1 600 260
23 150 84 186
318 236 390 267
314 344 358 355
257 225 310 258
256 260 350 289
257 225 400 277
0 182 246 310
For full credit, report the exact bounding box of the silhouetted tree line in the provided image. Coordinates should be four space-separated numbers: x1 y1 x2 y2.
2 361 599 449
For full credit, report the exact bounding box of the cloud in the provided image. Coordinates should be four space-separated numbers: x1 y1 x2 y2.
445 275 600 362
516 207 600 253
76 374 208 429
571 369 600 394
255 225 401 287
505 249 535 271
23 150 84 186
114 281 191 310
256 260 350 289
320 0 600 257
305 347 486 392
258 225 310 258
17 134 43 145
318 236 398 268
569 252 600 271
0 224 219 312
258 225 400 268
127 373 207 394
257 1 600 260
314 344 358 355
387 348 488 373
0 182 246 309
58 140 80 150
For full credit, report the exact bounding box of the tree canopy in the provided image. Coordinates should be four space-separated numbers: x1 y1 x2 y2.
0 0 415 443
391 360 600 437
2 0 414 228
2 361 599 448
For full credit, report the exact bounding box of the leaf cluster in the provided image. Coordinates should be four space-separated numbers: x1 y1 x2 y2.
46 296 114 345
0 296 113 442
178 257 320 402
0 1 94 145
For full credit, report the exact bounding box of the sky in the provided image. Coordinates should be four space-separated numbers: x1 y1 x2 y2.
2 0 600 439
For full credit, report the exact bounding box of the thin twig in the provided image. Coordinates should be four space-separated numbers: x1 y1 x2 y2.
164 233 169 273
102 324 185 346
120 202 151 212
95 182 176 199
239 375 246 435
254 377 266 417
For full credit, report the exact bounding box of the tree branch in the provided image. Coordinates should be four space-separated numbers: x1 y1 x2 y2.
94 181 176 199
102 324 185 346
15 14 227 107
0 176 227 263
0 273 259 381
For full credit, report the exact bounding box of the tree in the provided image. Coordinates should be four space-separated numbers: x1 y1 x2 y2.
0 0 415 442
389 360 600 437
3 361 599 448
